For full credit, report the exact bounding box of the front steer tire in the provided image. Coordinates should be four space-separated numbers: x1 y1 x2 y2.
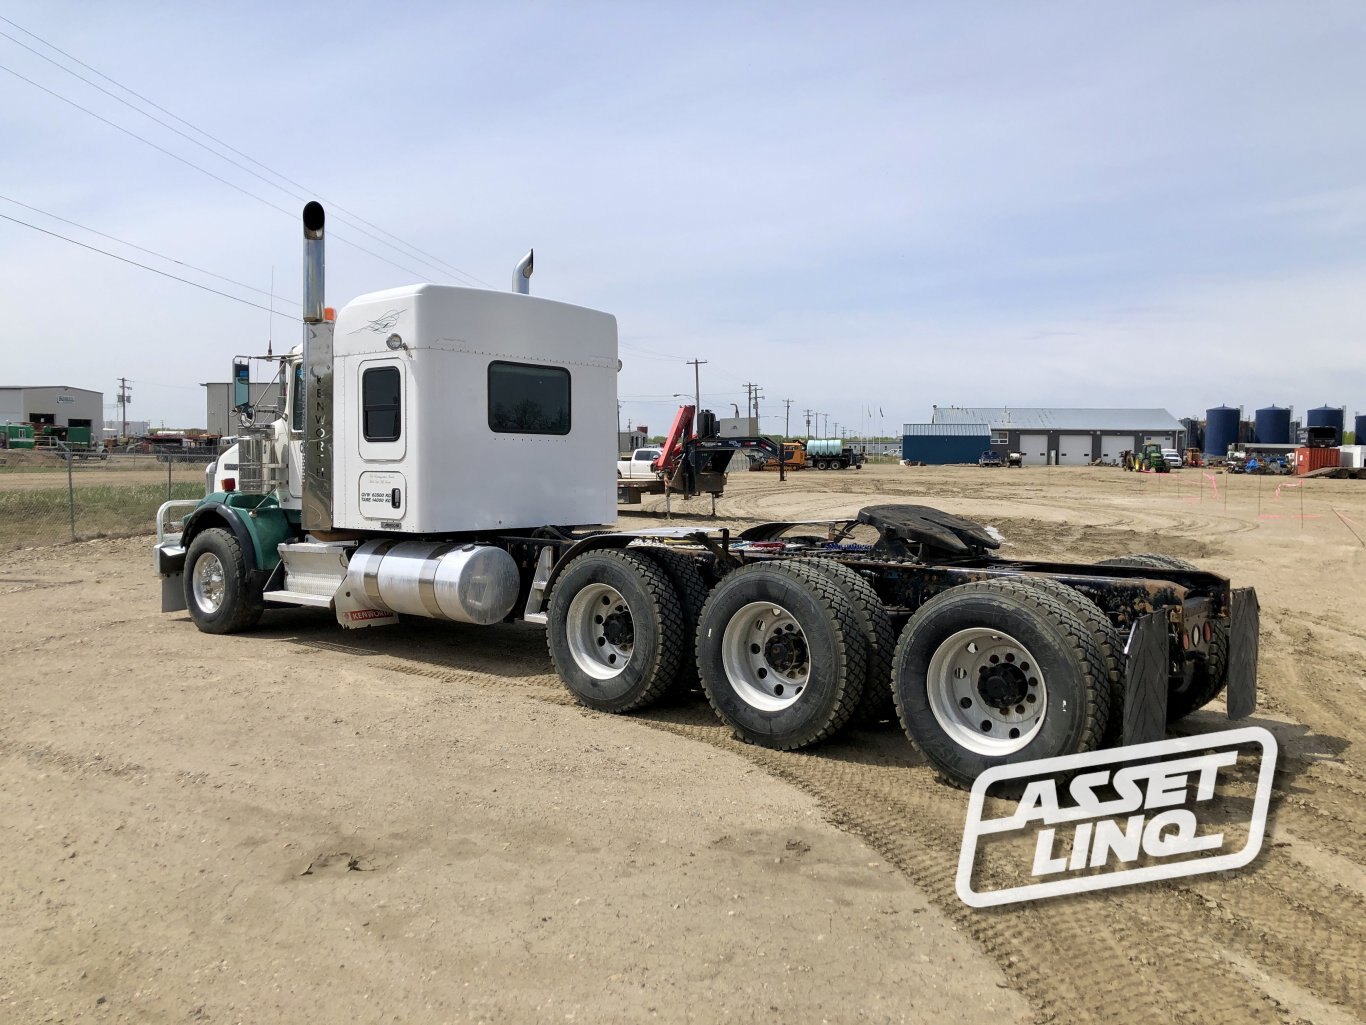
892 578 1110 790
183 527 264 635
696 560 867 750
546 550 685 713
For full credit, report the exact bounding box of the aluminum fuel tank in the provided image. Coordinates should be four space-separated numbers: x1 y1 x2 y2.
346 540 520 626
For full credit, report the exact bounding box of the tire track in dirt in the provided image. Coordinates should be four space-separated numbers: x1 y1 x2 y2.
350 636 1324 1025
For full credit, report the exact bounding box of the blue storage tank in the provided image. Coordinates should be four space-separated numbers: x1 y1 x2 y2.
1204 406 1240 457
1306 405 1345 446
1254 405 1291 444
1355 413 1366 445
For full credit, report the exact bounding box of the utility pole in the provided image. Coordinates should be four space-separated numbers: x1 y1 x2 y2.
804 409 813 438
741 383 755 424
783 398 792 440
752 386 763 421
685 358 707 419
117 377 133 440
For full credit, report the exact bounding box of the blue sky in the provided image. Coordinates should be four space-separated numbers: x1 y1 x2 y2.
2 2 1364 435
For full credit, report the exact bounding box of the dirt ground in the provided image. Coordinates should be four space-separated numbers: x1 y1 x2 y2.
4 464 1366 1024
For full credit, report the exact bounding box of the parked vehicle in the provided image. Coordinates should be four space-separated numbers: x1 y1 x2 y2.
1161 448 1182 469
151 202 1261 790
618 447 661 479
978 450 1003 467
805 438 863 470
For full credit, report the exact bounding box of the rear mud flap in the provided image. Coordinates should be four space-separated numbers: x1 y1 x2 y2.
1122 612 1169 746
1225 587 1259 720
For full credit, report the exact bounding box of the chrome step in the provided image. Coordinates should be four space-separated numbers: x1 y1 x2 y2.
263 589 333 608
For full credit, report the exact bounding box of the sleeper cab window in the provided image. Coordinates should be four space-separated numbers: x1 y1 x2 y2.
362 365 402 442
488 360 571 435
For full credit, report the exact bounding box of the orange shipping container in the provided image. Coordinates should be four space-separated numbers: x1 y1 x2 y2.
1295 447 1340 475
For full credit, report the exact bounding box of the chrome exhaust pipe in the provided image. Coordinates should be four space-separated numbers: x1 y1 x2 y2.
300 201 333 532
302 201 326 323
513 249 533 294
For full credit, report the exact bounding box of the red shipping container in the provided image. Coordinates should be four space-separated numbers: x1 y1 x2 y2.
1295 447 1340 475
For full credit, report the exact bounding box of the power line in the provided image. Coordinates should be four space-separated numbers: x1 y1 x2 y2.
0 15 491 288
0 60 440 285
0 211 298 316
0 194 299 306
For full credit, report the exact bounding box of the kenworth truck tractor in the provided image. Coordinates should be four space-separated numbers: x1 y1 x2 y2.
153 203 1260 789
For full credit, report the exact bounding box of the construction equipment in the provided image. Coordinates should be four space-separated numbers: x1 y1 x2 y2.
150 201 1262 790
615 404 781 507
755 440 807 471
1124 443 1171 473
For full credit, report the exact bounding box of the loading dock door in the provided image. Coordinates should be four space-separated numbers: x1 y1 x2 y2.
1100 435 1134 464
1142 434 1174 449
1057 434 1093 466
1019 434 1049 466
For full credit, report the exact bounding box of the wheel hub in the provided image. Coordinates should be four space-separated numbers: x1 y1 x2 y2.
602 610 634 647
565 583 635 681
925 627 1047 756
978 663 1028 708
763 632 808 674
720 602 812 712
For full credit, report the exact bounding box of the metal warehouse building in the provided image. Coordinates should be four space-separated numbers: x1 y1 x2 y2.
203 381 282 437
903 407 1186 466
0 385 103 431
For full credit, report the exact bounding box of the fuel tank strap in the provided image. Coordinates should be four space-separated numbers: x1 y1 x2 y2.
362 539 399 607
417 544 459 620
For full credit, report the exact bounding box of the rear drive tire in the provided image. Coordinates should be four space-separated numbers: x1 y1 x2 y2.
637 546 710 691
1096 554 1228 721
793 558 898 726
546 550 684 713
696 561 867 750
1012 576 1124 745
183 527 263 635
892 578 1110 789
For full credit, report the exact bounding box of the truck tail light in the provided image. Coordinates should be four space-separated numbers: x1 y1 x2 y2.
222 477 236 492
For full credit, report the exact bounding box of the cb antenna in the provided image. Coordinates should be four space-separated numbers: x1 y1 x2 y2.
266 266 275 357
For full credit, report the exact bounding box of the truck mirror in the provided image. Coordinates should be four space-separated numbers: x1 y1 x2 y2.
232 361 251 411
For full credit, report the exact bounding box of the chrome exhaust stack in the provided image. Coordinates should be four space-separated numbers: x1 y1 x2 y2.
300 201 334 532
303 201 326 323
513 249 533 294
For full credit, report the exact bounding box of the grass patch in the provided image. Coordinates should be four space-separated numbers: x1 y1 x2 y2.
0 482 203 550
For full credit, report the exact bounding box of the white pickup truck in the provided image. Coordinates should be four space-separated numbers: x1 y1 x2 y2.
617 447 661 478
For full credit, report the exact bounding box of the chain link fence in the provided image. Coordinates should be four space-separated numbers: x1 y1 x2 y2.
0 450 211 553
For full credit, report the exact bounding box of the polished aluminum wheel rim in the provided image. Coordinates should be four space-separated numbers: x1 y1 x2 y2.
191 551 226 614
721 601 810 712
926 627 1046 755
566 582 633 680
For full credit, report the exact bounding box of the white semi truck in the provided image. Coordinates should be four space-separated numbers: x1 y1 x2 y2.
153 203 1261 788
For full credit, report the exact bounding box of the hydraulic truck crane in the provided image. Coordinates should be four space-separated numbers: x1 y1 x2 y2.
152 203 1261 789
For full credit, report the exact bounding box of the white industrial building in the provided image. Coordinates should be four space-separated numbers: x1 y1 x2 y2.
203 381 282 437
917 406 1186 466
0 385 103 430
